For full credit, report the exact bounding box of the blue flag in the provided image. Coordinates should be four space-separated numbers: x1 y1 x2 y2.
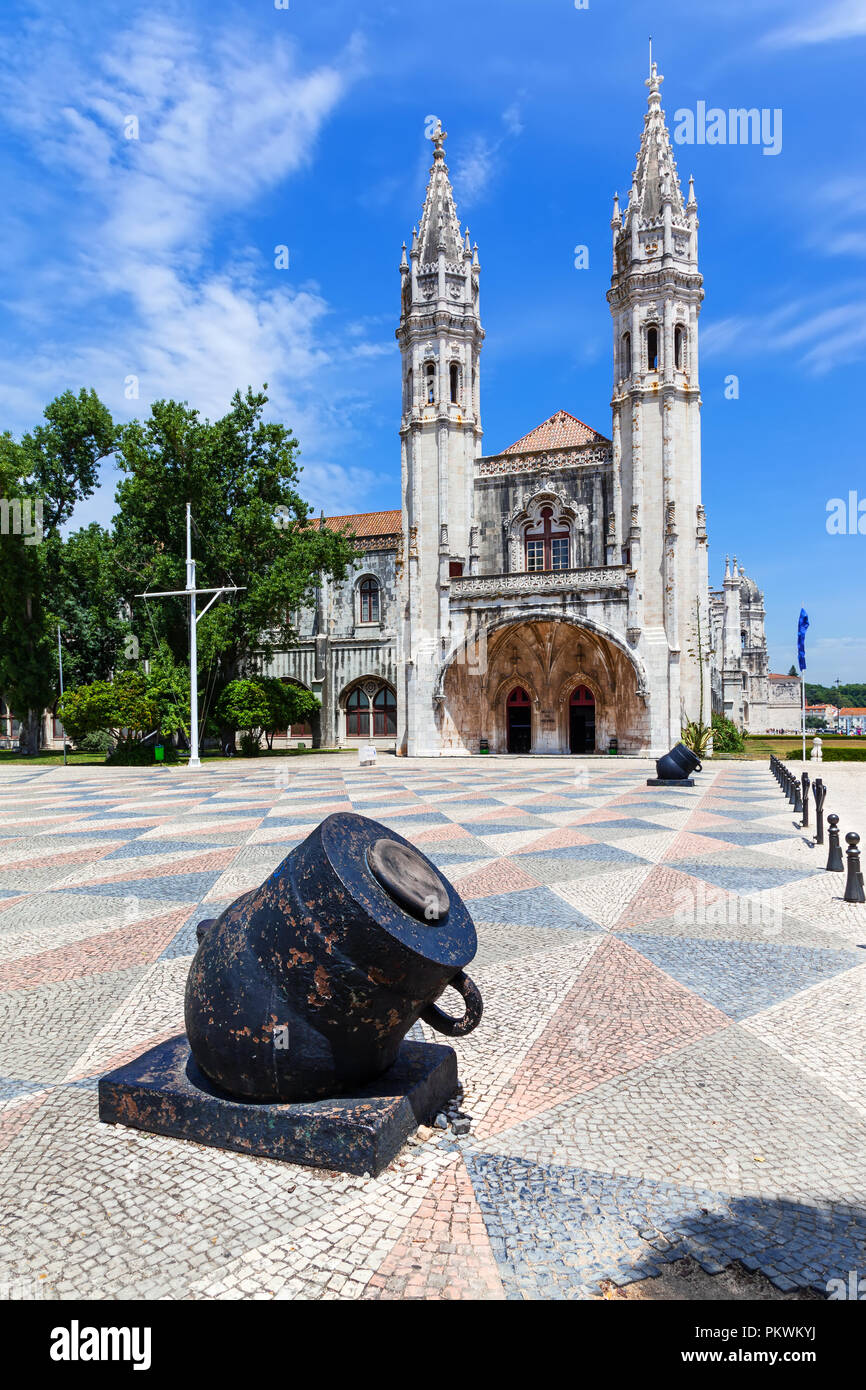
797 609 809 672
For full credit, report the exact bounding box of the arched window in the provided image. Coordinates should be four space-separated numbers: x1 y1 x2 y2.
373 686 397 736
425 361 436 404
406 368 413 410
675 324 686 370
525 507 570 572
359 577 380 624
450 362 460 404
345 688 370 737
621 331 632 378
646 325 659 371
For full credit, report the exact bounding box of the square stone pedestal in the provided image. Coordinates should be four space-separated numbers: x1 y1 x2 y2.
646 777 695 787
99 1035 457 1177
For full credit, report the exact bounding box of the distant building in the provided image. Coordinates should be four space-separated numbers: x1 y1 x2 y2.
838 708 866 735
806 703 839 730
708 559 801 734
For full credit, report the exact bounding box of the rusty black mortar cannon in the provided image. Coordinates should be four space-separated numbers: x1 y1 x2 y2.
100 813 483 1175
186 812 482 1102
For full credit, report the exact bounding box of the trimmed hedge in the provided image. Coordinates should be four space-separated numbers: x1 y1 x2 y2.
105 744 178 766
786 747 866 762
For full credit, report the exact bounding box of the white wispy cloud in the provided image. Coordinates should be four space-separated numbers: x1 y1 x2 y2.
0 10 388 519
804 176 866 258
452 99 525 204
763 0 866 48
769 635 866 684
701 285 866 374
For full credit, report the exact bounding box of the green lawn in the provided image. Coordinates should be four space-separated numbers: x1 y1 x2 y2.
0 750 107 766
0 746 344 767
715 734 856 760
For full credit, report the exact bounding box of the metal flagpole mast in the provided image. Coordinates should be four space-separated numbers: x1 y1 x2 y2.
57 625 66 768
802 671 806 765
136 504 245 771
187 503 200 769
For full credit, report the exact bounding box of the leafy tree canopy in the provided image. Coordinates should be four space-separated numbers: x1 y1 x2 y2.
0 390 117 748
58 671 156 746
113 387 356 684
805 683 866 708
57 651 190 747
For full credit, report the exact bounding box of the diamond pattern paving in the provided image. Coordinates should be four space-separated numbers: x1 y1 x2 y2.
0 756 863 1299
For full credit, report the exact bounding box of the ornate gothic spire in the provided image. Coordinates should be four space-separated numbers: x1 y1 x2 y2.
417 120 464 263
626 56 686 230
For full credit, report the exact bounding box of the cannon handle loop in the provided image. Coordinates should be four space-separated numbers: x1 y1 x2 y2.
694 761 703 773
420 970 483 1038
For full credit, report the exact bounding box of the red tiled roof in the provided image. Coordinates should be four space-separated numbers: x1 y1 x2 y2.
309 510 401 538
502 410 609 455
769 673 798 680
839 708 866 716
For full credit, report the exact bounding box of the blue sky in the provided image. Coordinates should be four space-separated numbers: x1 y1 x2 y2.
0 0 864 683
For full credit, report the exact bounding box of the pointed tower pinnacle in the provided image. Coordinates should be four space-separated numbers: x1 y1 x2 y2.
417 120 464 264
628 54 685 225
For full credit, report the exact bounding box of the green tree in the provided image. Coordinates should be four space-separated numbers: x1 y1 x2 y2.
805 683 866 707
0 390 116 753
55 524 131 689
215 678 272 754
58 670 156 747
258 677 320 749
112 388 355 722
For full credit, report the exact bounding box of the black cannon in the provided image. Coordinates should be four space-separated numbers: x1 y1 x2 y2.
649 742 702 786
100 812 483 1175
186 812 482 1102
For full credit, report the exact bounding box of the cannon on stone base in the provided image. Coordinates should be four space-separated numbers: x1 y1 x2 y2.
647 742 702 787
99 813 483 1176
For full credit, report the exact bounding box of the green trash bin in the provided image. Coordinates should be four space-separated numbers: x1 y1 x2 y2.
154 745 165 763
608 738 618 756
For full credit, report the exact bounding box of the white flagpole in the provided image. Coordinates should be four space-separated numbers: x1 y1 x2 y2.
136 504 245 770
57 625 66 768
801 670 806 765
186 503 200 769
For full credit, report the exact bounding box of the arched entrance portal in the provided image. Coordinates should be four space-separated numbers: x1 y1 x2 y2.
569 684 595 753
506 687 532 753
440 619 650 755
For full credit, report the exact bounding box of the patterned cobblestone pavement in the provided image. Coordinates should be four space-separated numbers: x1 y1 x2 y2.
0 756 864 1300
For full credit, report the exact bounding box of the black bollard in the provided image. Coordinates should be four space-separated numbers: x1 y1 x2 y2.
827 814 844 872
801 772 810 827
844 833 866 904
788 770 797 807
813 779 826 845
793 779 803 814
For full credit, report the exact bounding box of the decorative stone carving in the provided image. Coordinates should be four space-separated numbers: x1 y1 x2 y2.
477 446 612 477
450 568 627 599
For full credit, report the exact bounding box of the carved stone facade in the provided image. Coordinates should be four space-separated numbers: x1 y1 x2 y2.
268 69 782 755
710 557 801 734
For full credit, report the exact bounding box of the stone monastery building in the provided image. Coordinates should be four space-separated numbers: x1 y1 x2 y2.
266 62 799 755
